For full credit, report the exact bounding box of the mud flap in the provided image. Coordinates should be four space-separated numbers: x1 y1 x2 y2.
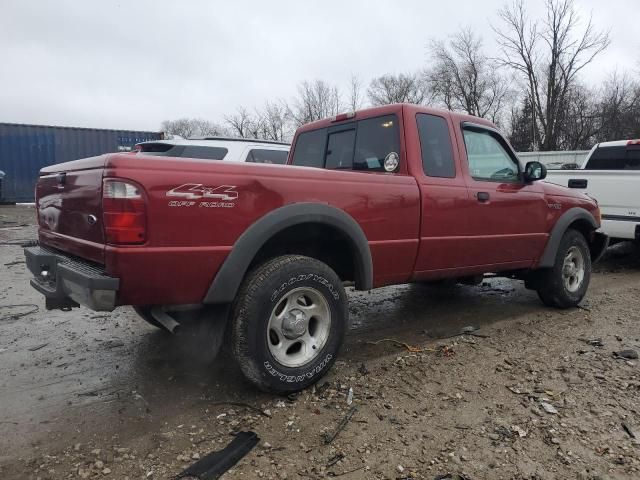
176 431 259 480
589 231 609 264
173 304 231 363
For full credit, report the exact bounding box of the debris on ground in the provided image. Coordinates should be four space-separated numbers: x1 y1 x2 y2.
177 431 259 480
438 345 455 357
581 337 605 347
365 338 435 353
613 349 638 360
323 407 357 444
434 473 472 480
0 303 39 322
540 402 559 415
346 386 353 405
622 422 637 439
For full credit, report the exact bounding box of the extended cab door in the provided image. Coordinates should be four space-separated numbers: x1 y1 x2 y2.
410 112 470 274
458 124 548 267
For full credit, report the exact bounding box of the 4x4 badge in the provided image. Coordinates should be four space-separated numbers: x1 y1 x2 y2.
166 183 238 201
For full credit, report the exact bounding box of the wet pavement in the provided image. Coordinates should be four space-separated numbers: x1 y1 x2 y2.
1 205 640 479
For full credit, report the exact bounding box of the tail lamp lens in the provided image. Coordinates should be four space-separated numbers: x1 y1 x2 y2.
103 179 146 244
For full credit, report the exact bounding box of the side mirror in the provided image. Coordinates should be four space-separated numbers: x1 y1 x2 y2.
524 161 547 182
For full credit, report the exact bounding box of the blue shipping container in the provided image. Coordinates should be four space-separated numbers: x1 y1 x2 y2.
0 123 161 203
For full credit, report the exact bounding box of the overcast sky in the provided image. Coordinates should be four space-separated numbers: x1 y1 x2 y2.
1 0 637 132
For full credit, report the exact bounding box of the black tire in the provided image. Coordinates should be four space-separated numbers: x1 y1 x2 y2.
231 255 347 394
536 229 591 309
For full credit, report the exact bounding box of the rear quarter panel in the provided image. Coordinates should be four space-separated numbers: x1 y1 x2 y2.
104 155 421 305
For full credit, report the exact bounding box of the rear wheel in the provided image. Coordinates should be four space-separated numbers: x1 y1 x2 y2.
535 229 591 308
231 255 347 394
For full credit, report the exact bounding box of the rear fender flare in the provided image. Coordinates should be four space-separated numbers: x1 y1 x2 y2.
203 203 373 304
537 207 598 268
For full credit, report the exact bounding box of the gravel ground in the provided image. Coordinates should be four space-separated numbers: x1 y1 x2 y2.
1 205 639 480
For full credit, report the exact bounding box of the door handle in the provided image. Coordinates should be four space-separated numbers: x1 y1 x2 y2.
476 191 490 203
568 178 588 189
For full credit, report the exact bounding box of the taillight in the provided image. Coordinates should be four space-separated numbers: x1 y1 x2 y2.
627 139 640 146
102 179 146 244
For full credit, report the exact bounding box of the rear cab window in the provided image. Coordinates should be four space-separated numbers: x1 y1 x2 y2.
291 115 400 173
586 145 640 170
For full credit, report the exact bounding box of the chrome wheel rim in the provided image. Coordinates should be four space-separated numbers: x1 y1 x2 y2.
562 246 585 293
267 287 331 368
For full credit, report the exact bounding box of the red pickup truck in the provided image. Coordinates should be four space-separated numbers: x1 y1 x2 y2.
25 104 607 393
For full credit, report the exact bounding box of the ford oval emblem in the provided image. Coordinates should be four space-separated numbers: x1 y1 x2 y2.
87 214 97 225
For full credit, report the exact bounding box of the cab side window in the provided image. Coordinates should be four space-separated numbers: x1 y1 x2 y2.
463 128 520 182
353 115 400 172
417 114 455 178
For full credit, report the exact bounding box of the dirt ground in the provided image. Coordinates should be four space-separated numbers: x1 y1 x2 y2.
1 204 639 480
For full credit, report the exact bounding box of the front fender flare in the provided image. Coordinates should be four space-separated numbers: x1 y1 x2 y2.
203 203 373 304
537 207 599 268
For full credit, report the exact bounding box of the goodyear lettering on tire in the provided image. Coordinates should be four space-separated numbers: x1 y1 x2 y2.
270 274 340 302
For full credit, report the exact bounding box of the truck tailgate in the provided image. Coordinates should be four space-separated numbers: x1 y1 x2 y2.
37 155 106 264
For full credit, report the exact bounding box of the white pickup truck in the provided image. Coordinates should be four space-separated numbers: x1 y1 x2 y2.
545 140 640 244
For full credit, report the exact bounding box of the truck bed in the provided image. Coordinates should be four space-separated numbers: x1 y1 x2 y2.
544 170 640 240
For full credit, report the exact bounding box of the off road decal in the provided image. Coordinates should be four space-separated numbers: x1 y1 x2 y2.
166 183 238 208
264 354 333 383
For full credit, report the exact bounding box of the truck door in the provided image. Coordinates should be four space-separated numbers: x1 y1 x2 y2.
412 113 470 274
458 124 548 267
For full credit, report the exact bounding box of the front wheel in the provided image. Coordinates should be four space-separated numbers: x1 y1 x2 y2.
535 229 591 309
231 255 347 394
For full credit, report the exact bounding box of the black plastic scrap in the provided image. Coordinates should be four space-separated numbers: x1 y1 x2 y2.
323 406 357 444
613 349 639 360
176 431 259 480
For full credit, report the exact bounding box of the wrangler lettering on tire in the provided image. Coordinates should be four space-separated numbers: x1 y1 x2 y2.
231 255 347 393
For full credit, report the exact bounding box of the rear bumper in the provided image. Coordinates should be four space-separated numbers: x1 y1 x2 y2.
600 218 640 242
24 245 119 311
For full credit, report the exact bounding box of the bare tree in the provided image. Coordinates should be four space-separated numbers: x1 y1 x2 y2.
161 118 225 138
290 80 342 127
597 72 640 141
192 119 226 137
426 28 511 124
346 74 365 112
367 73 428 105
224 107 255 138
508 96 539 151
256 100 292 142
161 118 198 138
558 84 600 149
494 0 610 150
